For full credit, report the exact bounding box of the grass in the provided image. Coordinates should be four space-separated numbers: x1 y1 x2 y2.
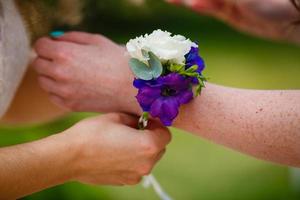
1 0 300 199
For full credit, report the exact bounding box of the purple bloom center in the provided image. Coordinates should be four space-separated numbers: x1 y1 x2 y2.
134 73 194 126
161 87 177 97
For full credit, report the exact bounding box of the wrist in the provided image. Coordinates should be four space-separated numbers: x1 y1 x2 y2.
116 46 142 115
45 132 82 182
118 84 142 115
58 127 97 182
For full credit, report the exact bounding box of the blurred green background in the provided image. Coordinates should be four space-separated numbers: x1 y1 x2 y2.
1 0 300 199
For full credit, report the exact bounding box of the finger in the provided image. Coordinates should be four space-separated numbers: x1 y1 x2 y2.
37 75 61 94
48 94 66 109
34 37 80 60
56 31 106 46
32 58 58 78
34 37 63 60
105 113 140 128
154 149 166 162
144 120 172 150
121 173 142 186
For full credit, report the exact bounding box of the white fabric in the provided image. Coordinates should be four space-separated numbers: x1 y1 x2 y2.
0 0 30 117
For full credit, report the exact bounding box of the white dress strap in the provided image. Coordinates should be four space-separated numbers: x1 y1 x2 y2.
0 0 30 118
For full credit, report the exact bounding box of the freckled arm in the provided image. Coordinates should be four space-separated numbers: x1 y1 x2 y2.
173 83 300 167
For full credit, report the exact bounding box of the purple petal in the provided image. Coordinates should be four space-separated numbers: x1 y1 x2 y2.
177 90 194 104
133 79 147 89
136 86 161 111
150 97 164 117
150 97 180 126
191 77 199 84
133 79 162 89
160 117 173 126
162 98 179 119
158 73 190 90
185 46 205 74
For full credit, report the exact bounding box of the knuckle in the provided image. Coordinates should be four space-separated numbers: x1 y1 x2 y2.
138 165 152 176
55 49 73 62
164 129 172 144
31 58 40 68
156 127 172 145
105 113 122 122
52 67 69 81
34 37 48 50
64 100 79 111
59 86 74 99
65 31 78 37
91 34 105 44
37 77 49 90
49 95 65 108
141 138 159 156
126 176 142 185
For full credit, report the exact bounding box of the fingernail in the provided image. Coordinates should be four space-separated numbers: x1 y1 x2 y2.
50 31 65 38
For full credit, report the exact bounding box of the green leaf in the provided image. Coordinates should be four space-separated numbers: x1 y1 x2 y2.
148 52 163 78
195 85 202 96
129 58 153 80
138 112 150 130
186 65 198 73
142 112 149 120
183 72 199 77
195 75 207 96
169 64 185 72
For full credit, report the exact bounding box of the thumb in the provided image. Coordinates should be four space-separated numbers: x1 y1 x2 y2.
104 113 140 129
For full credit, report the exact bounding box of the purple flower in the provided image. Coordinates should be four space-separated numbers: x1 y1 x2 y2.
185 46 205 74
134 73 194 126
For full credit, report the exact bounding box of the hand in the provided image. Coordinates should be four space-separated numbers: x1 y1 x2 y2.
32 32 138 114
167 0 300 43
64 113 171 186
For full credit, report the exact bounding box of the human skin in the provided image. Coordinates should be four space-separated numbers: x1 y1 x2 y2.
0 67 68 125
33 32 300 167
166 0 300 44
0 113 171 199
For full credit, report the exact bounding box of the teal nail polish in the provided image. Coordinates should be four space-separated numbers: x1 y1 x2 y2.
50 31 65 38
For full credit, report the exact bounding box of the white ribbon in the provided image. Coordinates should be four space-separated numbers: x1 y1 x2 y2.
142 174 173 200
139 115 173 200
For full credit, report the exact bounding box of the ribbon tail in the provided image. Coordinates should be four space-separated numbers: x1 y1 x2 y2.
142 174 173 200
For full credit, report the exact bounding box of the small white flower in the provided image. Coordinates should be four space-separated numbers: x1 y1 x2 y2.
126 29 197 64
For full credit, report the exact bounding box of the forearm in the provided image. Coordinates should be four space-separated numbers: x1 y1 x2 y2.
174 83 300 167
0 133 76 199
170 0 300 45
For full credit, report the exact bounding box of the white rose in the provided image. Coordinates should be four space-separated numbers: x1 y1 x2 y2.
126 29 197 64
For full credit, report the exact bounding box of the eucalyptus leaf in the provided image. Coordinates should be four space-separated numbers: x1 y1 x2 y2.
148 52 163 78
129 58 153 80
